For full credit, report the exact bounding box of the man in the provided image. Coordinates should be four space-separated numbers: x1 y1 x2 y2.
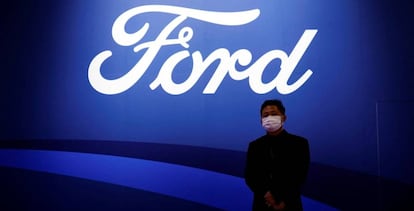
245 99 310 211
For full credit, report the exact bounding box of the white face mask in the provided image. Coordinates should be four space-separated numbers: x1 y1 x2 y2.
262 115 283 132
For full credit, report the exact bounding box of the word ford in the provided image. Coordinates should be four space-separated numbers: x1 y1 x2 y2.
88 5 318 95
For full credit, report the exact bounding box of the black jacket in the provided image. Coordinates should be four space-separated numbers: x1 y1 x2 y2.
244 130 310 211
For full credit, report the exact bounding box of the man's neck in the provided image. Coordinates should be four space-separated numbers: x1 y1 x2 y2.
267 128 284 136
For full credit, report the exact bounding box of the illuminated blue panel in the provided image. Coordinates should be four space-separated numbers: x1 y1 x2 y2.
2 0 413 209
0 149 338 211
3 0 404 176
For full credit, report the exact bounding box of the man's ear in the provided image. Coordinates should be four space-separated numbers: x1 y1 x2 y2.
282 115 287 122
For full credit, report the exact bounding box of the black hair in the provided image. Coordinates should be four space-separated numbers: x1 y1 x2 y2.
260 99 286 115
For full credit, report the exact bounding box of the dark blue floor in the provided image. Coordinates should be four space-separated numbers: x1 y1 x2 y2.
1 140 413 210
0 166 223 211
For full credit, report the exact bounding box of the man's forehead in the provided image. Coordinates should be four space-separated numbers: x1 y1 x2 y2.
262 105 281 113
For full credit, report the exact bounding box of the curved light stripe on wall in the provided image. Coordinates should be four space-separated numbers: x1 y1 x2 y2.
0 149 338 211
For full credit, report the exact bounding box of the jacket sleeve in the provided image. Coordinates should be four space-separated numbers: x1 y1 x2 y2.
298 138 310 186
244 142 270 197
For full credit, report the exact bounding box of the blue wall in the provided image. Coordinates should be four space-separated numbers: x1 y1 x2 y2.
1 0 413 210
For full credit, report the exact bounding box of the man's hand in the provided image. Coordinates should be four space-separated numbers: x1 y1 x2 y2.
264 191 276 207
264 191 286 210
272 201 286 210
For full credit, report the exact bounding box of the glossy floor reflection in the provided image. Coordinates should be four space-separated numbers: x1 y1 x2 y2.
0 149 338 211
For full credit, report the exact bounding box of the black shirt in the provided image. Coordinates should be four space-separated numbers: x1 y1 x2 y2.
244 130 310 211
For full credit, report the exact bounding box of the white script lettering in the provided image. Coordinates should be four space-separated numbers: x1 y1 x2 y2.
88 5 317 95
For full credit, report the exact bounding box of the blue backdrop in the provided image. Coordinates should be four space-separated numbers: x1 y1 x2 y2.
1 0 413 210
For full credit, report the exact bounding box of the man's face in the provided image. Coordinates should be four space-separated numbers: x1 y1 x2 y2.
261 105 285 120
